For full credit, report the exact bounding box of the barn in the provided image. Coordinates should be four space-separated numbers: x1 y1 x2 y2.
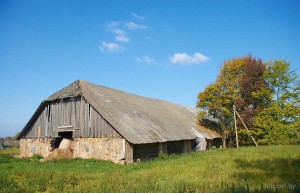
17 80 221 163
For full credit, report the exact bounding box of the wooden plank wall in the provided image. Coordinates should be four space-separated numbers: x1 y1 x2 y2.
26 97 120 138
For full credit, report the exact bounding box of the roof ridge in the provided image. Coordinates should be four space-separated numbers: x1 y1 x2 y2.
79 80 197 110
45 80 83 101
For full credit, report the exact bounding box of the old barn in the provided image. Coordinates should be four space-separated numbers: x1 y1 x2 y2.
18 80 221 163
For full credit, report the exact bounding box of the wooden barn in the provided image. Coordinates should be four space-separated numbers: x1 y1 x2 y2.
17 80 221 163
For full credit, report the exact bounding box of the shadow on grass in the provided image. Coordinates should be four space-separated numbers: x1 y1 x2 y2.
232 157 300 192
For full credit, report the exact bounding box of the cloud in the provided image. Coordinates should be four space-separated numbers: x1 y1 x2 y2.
112 28 130 42
112 28 125 35
101 19 148 54
132 13 145 19
100 41 124 52
115 35 130 42
135 55 157 64
107 21 119 29
170 52 210 65
124 22 147 30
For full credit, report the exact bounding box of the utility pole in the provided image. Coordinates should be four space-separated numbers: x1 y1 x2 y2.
233 105 239 148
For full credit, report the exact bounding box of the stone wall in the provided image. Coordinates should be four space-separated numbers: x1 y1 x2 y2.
20 138 52 158
19 137 133 163
73 137 132 163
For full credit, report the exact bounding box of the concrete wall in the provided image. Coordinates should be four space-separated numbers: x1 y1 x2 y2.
19 137 133 163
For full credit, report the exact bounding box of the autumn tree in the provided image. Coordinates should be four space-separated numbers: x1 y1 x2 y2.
234 56 272 145
197 56 300 147
197 56 248 147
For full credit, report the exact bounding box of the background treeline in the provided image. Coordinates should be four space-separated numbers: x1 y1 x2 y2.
197 55 300 147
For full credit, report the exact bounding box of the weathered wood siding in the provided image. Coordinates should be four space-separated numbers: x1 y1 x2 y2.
25 97 120 138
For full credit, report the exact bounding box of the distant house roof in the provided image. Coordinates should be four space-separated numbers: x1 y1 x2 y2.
196 116 222 139
19 80 210 144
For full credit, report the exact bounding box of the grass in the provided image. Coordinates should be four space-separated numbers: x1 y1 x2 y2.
0 146 299 192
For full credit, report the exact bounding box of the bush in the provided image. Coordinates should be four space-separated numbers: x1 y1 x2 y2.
158 152 168 160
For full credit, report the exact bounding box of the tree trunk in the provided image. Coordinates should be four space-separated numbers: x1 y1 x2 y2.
222 133 227 148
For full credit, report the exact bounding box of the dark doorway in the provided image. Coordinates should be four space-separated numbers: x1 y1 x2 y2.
133 143 158 161
58 131 73 138
167 141 184 154
51 131 73 149
51 138 63 149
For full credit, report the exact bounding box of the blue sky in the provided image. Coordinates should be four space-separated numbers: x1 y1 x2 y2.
0 0 299 137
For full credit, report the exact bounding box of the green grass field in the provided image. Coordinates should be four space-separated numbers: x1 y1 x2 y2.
0 145 299 193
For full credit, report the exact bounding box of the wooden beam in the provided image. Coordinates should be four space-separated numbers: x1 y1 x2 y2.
57 125 73 129
235 110 259 147
37 126 40 140
233 105 239 148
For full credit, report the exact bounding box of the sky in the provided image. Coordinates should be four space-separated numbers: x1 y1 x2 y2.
0 0 299 137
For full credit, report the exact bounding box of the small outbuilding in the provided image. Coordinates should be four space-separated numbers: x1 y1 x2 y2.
18 80 221 163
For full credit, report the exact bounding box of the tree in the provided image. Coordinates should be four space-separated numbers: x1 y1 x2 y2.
197 56 249 147
265 60 300 104
254 102 300 145
254 60 300 145
234 56 272 145
13 132 20 140
197 56 300 147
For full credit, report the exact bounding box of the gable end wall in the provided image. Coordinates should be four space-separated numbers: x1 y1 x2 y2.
25 97 120 138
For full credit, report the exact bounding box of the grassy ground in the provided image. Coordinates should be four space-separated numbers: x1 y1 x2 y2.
0 145 299 193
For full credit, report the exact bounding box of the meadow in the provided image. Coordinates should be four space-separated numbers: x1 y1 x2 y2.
0 145 299 193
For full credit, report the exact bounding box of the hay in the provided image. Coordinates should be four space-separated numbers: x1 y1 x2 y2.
59 138 72 149
45 138 74 160
45 148 73 160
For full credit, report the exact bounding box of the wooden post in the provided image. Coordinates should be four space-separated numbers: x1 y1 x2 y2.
233 105 239 148
38 126 41 141
235 110 259 147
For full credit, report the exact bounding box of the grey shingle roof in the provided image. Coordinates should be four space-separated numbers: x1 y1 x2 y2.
19 80 221 143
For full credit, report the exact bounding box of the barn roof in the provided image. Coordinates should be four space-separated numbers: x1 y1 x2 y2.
19 80 221 143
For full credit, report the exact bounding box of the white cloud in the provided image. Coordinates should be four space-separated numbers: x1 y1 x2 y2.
112 28 130 42
112 28 125 35
115 35 130 42
101 19 148 54
132 13 145 19
170 52 210 65
100 41 124 52
135 55 157 64
107 21 119 29
124 22 147 30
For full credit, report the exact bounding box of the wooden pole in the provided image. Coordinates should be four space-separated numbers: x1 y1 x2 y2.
233 105 239 148
38 126 41 141
235 110 259 147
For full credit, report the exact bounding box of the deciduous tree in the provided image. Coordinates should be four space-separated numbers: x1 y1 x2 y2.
197 56 248 147
234 56 272 145
254 60 300 144
197 56 300 147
